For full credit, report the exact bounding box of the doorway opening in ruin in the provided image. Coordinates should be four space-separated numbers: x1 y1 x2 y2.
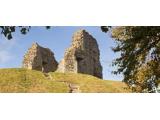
76 56 84 73
42 61 48 73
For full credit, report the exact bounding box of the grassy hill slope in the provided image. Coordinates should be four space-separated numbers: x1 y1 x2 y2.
0 68 131 93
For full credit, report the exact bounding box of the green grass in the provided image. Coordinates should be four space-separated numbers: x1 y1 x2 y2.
51 72 130 93
0 68 68 93
0 68 131 93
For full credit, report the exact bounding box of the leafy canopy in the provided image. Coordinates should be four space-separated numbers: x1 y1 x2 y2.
0 26 51 40
110 26 160 92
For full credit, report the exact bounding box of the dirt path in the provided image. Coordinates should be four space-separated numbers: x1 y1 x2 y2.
43 73 53 80
68 83 81 93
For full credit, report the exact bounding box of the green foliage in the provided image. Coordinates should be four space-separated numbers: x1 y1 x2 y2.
101 26 111 33
110 26 160 92
0 26 51 40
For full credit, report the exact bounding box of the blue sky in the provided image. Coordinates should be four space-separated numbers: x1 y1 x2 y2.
0 26 123 81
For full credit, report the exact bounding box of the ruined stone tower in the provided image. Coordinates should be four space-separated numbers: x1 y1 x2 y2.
57 29 103 78
22 43 58 73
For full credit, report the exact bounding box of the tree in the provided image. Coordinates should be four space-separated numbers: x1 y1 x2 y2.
0 26 51 40
108 26 160 92
101 26 111 33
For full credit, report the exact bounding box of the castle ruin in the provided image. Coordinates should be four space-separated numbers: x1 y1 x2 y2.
57 29 103 78
22 43 58 73
22 30 103 78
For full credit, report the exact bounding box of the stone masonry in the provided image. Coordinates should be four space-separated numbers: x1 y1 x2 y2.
22 43 58 73
57 29 103 78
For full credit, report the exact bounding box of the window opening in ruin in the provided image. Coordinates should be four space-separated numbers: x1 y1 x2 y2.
76 57 83 62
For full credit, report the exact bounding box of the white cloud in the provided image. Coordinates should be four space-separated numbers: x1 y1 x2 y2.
0 51 13 63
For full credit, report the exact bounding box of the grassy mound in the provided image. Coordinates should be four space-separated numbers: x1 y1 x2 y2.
0 68 68 93
0 68 131 93
51 72 130 93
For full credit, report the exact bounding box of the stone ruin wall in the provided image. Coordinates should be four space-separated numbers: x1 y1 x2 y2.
22 43 58 73
57 29 103 78
22 29 103 78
